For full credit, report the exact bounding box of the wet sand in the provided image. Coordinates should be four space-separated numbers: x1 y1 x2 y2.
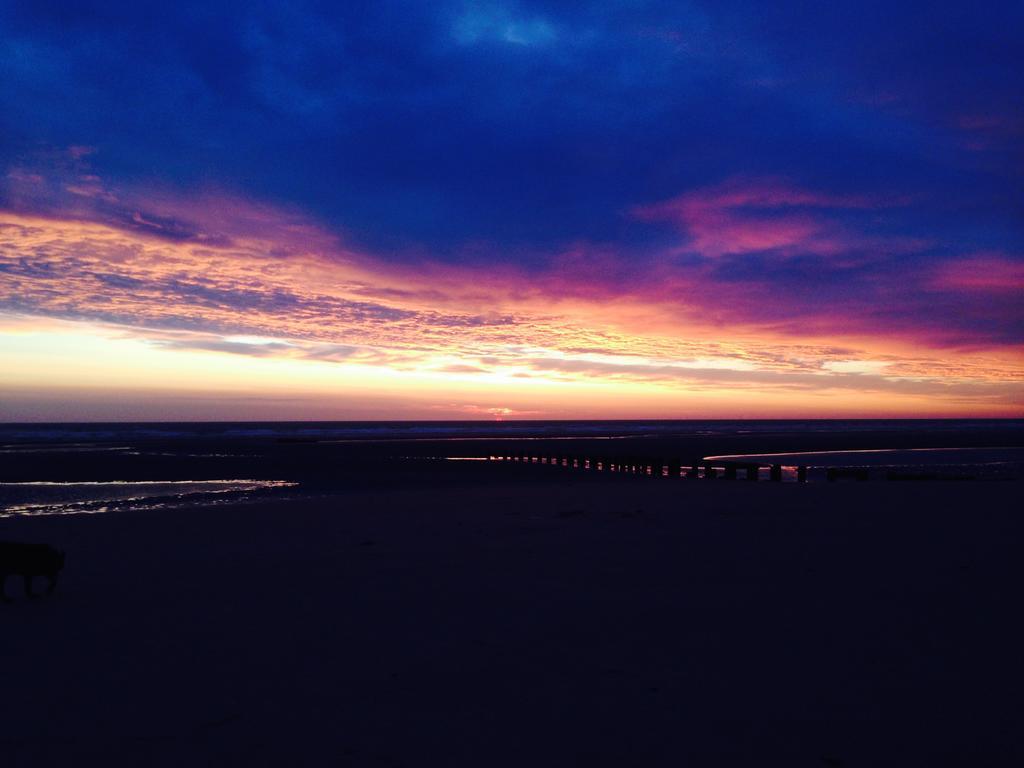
2 466 1022 766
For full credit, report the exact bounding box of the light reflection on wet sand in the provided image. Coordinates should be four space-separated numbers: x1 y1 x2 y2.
0 479 297 518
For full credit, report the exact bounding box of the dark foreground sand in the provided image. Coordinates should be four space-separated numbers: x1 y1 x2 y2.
2 471 1022 767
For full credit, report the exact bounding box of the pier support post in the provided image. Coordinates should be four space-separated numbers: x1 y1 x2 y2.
703 464 717 480
770 464 782 482
724 465 737 480
797 465 807 483
746 464 759 482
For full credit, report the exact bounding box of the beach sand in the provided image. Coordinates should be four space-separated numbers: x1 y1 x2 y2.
2 468 1022 766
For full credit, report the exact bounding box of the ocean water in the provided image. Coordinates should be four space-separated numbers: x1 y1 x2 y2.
702 446 1024 481
1 420 1021 516
2 418 1022 444
704 446 1024 466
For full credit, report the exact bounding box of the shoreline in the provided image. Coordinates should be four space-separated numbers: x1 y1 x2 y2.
2 472 1023 765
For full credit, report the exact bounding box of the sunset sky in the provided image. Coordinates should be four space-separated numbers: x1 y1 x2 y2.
1 1 1021 420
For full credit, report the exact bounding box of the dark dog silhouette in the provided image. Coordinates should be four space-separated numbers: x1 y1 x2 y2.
0 541 65 601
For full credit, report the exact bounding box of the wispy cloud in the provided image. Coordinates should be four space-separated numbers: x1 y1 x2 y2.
931 253 1024 293
1 177 1021 414
452 4 558 47
631 177 918 258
